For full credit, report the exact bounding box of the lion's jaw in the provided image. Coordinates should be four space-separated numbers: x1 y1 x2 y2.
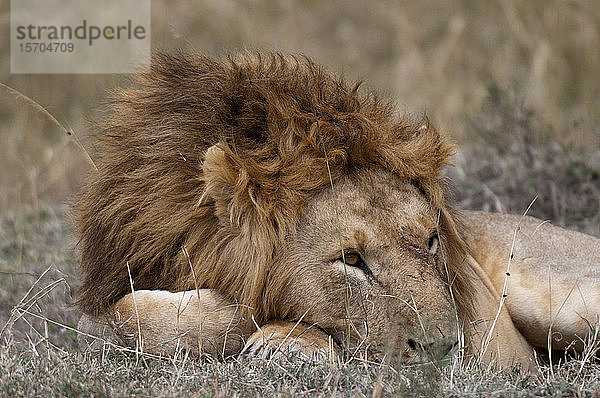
273 168 459 363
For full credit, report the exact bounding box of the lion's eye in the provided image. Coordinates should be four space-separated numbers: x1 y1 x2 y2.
341 253 363 267
428 234 439 255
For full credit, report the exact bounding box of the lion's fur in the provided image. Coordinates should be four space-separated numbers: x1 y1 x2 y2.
74 51 473 329
463 211 600 353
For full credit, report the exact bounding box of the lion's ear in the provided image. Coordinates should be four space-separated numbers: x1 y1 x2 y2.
200 144 274 322
201 144 272 243
201 144 237 226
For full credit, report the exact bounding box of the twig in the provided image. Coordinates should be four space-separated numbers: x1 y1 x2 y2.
126 261 143 359
182 245 204 357
481 195 537 360
0 82 97 172
0 265 54 338
266 310 310 367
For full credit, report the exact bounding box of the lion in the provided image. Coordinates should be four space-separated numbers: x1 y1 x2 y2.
75 51 599 371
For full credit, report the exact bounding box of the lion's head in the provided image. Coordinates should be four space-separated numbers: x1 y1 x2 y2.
275 169 463 360
75 51 474 362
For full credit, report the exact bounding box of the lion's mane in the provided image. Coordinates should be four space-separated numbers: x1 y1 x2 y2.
75 51 472 325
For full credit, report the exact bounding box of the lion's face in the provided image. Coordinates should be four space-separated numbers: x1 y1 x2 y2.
274 168 458 362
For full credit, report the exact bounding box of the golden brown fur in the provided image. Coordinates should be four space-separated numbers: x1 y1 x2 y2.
74 51 472 329
76 52 600 370
463 211 600 355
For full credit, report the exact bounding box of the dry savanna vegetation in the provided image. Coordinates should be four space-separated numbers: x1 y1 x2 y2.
1 1 599 396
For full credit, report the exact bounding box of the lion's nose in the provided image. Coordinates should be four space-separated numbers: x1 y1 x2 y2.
407 338 458 361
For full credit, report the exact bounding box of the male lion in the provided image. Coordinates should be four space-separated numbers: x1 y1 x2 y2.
76 52 599 371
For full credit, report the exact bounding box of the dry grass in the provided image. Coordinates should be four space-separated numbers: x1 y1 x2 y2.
452 83 600 237
1 0 599 396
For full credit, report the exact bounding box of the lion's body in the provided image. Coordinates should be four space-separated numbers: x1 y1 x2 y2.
463 211 600 351
75 52 598 371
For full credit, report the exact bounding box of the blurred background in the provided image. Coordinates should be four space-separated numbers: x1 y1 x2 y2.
0 0 598 234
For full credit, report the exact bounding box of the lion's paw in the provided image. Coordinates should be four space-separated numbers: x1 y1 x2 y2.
242 321 341 363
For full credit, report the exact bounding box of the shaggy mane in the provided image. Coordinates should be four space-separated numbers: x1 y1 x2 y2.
75 51 472 325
